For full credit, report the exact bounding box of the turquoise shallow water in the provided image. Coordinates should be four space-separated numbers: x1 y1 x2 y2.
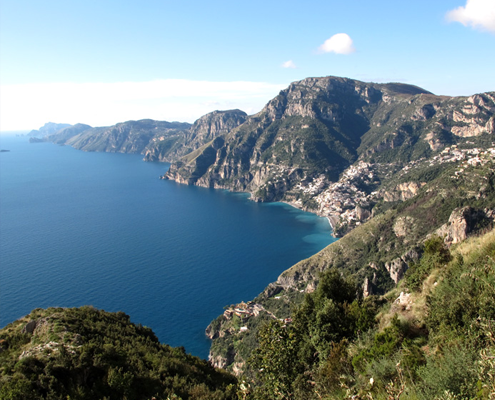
0 135 336 358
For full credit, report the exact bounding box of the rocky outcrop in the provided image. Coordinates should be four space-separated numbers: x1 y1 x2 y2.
188 110 247 143
383 182 425 202
385 249 420 284
412 104 436 121
436 207 492 245
356 205 371 222
145 110 247 162
424 132 444 151
393 216 416 239
22 320 38 334
363 276 374 297
385 258 409 284
450 94 495 137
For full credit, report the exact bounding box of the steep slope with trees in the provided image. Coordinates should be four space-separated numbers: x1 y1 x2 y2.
0 307 237 400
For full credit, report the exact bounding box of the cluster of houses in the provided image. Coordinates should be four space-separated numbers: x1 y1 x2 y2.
393 144 495 180
314 161 377 220
292 144 495 231
223 301 293 333
223 302 263 320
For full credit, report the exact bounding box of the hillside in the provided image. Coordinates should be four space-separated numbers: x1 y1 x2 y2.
191 77 495 375
238 228 495 399
0 307 237 400
164 77 494 214
39 110 248 163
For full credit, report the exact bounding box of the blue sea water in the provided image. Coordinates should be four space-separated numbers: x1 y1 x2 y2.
0 135 336 358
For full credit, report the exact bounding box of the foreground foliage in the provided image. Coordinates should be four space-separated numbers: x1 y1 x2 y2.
0 307 237 400
244 230 495 399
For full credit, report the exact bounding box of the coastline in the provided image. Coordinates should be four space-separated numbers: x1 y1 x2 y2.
274 199 339 238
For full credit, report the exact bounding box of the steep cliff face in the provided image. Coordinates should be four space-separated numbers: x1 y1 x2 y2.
164 77 388 196
164 78 495 211
143 109 247 162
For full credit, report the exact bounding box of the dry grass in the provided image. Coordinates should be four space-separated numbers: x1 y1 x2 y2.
451 227 495 264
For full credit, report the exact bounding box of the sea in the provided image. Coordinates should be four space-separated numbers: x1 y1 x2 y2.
0 134 336 358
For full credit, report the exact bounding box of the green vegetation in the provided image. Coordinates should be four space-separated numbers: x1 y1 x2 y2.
404 236 451 291
0 307 237 400
239 228 495 399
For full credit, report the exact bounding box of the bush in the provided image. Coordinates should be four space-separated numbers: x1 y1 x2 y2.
405 236 451 291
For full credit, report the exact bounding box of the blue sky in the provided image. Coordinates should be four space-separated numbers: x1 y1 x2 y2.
1 0 494 131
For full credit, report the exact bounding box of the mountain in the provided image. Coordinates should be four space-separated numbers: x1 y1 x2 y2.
41 110 248 163
186 77 495 376
27 122 72 138
62 119 192 154
0 307 237 399
143 109 248 162
164 76 494 209
236 228 495 399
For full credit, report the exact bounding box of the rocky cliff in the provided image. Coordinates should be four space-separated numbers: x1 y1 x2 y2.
143 109 247 162
164 77 495 211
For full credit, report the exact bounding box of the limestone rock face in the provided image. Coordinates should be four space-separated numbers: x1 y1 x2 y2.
450 95 495 137
190 110 247 140
437 207 489 245
356 205 371 222
412 104 436 121
394 292 413 311
451 124 487 137
383 182 425 202
385 249 420 284
393 216 416 239
208 348 235 369
385 258 409 284
424 132 444 151
363 277 373 298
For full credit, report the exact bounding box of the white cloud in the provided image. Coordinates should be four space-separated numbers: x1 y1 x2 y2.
0 79 287 131
281 60 296 69
446 0 495 33
318 33 355 54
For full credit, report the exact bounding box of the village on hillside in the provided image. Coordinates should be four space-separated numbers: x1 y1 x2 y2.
291 145 495 232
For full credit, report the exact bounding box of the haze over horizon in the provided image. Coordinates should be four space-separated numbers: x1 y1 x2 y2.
1 0 494 131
